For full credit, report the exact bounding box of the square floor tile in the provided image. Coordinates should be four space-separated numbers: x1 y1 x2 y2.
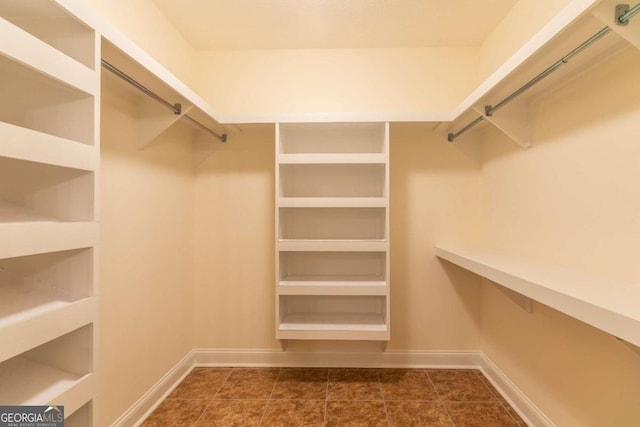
261 400 325 427
141 399 209 427
327 368 383 401
427 369 496 402
379 369 439 401
195 400 267 427
215 368 280 399
386 401 453 426
445 402 519 427
168 368 232 399
326 401 387 427
271 368 328 400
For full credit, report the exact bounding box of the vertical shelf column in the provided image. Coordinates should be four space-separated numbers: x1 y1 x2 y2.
275 122 390 344
0 1 100 423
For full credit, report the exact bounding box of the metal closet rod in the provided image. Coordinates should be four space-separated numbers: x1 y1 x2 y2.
101 59 227 143
448 3 639 142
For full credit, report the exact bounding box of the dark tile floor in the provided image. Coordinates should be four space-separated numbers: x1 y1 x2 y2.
141 368 528 426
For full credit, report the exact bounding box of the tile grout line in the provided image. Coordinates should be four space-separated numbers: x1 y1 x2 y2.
377 369 391 427
424 369 457 427
324 368 329 426
474 370 523 426
190 367 234 427
258 368 282 426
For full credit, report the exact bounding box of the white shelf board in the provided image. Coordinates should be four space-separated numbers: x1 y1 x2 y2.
0 297 96 364
0 222 97 259
436 245 640 347
0 121 98 171
278 197 387 208
0 17 97 96
54 373 95 418
0 357 94 410
449 0 598 120
278 312 388 340
278 153 386 164
278 280 387 296
55 0 224 126
279 239 388 252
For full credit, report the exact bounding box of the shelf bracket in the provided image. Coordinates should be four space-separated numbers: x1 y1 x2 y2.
473 100 532 149
496 284 533 313
135 98 193 150
279 340 288 352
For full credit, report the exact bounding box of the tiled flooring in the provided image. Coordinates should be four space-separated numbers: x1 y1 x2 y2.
141 368 527 426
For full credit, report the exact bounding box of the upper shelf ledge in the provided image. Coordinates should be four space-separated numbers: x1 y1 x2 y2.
435 244 640 348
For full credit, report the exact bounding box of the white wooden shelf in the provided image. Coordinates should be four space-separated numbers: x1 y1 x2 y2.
0 121 98 171
0 5 98 423
276 122 390 343
0 0 96 70
436 245 640 347
278 313 388 340
0 297 96 364
447 1 630 148
278 280 387 296
0 16 97 95
0 357 93 409
278 153 386 164
278 122 386 153
278 197 387 208
278 239 388 252
0 222 97 259
0 54 95 146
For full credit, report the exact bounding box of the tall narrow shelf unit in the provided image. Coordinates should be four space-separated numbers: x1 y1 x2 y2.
276 123 390 343
0 1 99 424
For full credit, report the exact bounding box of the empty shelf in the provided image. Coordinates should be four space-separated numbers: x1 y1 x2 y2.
0 222 97 259
0 121 98 171
0 357 91 406
0 297 96 364
278 153 386 164
278 197 387 208
278 279 387 296
278 312 388 340
278 239 388 252
436 245 640 347
0 20 96 95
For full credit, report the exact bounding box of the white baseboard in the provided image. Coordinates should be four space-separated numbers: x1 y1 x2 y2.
111 351 195 427
192 348 482 368
112 348 553 427
478 353 555 427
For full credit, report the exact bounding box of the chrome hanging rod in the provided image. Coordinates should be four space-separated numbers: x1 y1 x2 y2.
448 3 639 143
617 3 640 24
101 59 227 143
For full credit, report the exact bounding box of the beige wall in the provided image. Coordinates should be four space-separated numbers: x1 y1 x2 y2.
99 86 195 425
194 48 479 118
193 123 483 351
478 0 574 83
478 47 640 425
77 0 197 87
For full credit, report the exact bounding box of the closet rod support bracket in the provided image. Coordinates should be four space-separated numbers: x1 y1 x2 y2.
174 103 182 115
485 105 494 117
616 4 630 25
221 133 228 143
447 133 455 142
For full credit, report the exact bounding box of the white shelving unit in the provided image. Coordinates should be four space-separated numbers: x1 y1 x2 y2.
436 245 640 348
276 122 390 343
0 2 99 423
